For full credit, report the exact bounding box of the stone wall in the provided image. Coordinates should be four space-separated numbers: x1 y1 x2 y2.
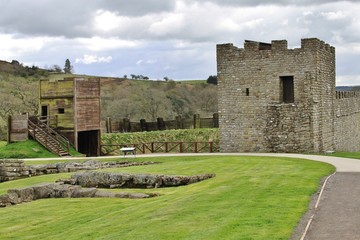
334 94 360 151
0 160 29 182
217 38 336 153
0 159 157 182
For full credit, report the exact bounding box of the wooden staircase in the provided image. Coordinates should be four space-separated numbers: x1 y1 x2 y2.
28 117 71 157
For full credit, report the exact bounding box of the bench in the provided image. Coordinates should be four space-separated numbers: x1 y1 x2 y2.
120 147 136 157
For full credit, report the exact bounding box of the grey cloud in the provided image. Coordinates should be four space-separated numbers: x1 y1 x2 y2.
0 1 96 37
0 0 175 38
99 0 176 16
200 0 356 6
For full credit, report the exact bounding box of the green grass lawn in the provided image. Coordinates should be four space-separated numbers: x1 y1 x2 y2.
0 155 334 239
329 151 360 159
0 140 83 159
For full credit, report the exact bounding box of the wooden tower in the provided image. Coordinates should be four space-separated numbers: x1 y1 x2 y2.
39 77 101 156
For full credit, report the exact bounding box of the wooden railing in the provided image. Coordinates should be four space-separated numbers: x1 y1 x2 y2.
28 116 70 156
100 141 219 156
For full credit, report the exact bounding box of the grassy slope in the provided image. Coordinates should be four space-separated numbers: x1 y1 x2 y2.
0 140 83 158
0 140 58 158
0 155 334 239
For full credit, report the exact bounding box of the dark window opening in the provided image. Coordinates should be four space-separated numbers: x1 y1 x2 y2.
281 76 294 103
246 88 250 96
41 106 48 117
58 108 65 114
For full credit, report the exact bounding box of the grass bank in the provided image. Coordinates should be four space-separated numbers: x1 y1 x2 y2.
0 140 82 159
0 155 334 239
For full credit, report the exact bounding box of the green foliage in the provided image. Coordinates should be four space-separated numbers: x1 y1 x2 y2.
63 59 73 74
101 79 217 121
0 73 39 139
101 128 219 155
207 75 218 85
0 156 334 239
102 128 219 145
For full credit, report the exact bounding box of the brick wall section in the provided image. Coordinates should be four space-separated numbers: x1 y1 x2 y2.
217 38 336 153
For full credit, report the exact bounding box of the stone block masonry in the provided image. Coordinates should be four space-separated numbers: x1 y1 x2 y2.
217 38 360 153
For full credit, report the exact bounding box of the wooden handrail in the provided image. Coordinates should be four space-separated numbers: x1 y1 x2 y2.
100 141 218 156
28 117 70 156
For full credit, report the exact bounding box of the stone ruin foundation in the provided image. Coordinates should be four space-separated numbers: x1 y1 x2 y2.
0 160 216 208
0 159 158 182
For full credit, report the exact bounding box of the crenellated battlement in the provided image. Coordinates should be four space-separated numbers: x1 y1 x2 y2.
217 38 360 153
336 91 360 99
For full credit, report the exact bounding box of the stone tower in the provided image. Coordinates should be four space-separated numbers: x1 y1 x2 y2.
217 38 336 153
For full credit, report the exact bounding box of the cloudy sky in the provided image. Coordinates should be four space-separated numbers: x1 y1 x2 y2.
1 0 360 85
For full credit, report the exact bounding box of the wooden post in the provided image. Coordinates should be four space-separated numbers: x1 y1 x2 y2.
209 142 213 153
193 114 200 129
123 118 131 132
213 113 219 128
175 116 182 129
7 115 12 144
151 142 154 153
106 117 112 133
157 117 165 130
179 142 183 153
140 119 147 131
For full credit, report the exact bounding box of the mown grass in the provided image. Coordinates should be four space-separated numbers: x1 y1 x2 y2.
0 155 334 239
328 151 360 159
0 140 58 158
0 140 83 159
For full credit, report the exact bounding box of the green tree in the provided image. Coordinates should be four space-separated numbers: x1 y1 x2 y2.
64 59 73 74
207 75 218 85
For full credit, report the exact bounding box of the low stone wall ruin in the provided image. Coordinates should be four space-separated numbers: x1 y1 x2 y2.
63 171 216 189
0 172 216 208
0 182 159 208
0 159 157 182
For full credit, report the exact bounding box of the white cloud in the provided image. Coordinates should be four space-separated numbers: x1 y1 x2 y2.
77 37 141 51
321 11 349 20
94 10 123 32
75 55 112 64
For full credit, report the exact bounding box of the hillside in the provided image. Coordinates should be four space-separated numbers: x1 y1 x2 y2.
0 60 217 140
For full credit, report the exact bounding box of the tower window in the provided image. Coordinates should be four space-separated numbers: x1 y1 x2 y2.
280 76 294 103
58 108 65 114
246 88 250 96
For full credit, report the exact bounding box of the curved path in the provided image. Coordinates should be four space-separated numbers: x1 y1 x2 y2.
22 152 360 172
22 153 360 239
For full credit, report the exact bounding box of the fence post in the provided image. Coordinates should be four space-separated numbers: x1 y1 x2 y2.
7 115 12 144
123 118 131 132
157 117 165 130
140 119 147 131
106 117 112 133
151 142 154 153
209 141 213 153
179 142 183 153
213 113 219 128
193 114 200 129
175 116 182 129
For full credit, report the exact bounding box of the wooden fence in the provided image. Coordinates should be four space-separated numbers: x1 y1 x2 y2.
100 141 219 155
101 113 219 133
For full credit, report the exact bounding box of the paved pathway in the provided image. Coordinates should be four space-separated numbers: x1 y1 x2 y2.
21 152 360 239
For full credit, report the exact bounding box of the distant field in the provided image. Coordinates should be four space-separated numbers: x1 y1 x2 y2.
0 155 334 239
